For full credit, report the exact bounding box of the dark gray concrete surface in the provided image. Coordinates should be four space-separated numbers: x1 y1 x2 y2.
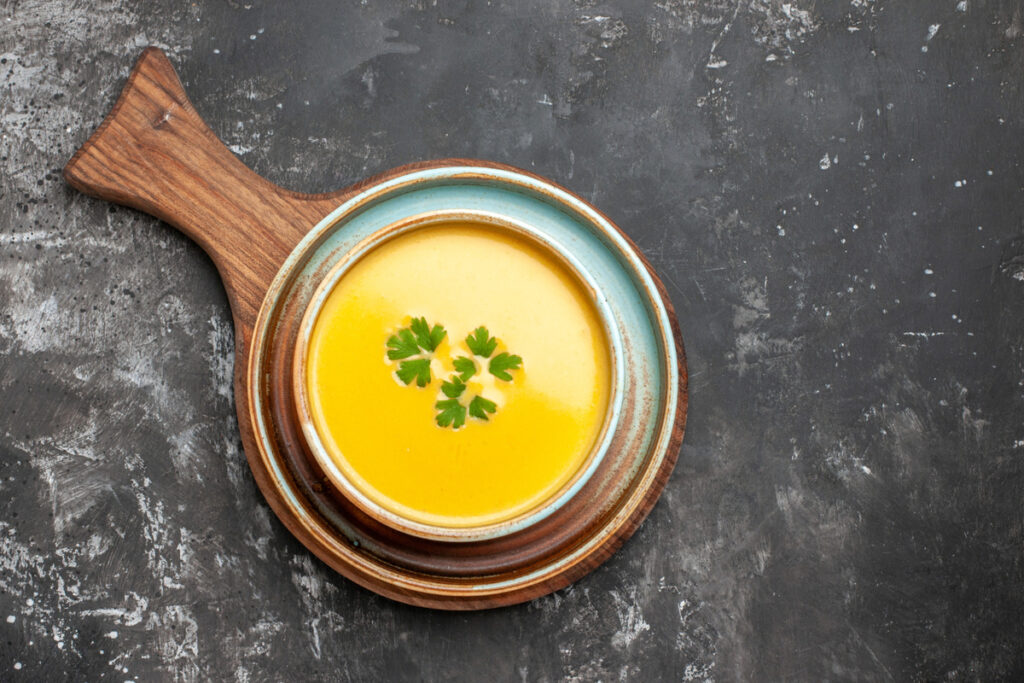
2 0 1023 680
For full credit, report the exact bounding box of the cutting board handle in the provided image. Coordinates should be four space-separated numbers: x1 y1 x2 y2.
63 47 341 337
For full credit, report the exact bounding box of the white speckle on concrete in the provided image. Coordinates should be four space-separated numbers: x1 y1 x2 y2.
926 23 940 42
610 586 651 649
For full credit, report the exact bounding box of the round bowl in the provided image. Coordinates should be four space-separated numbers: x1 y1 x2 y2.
291 209 627 542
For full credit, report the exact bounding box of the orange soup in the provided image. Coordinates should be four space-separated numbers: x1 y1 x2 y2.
305 222 611 528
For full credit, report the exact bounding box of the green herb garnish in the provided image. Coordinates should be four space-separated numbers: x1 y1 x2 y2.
396 358 432 387
411 316 446 352
386 329 421 360
452 356 476 381
488 352 522 381
465 326 498 358
468 395 497 420
435 398 467 429
387 318 446 385
441 376 467 398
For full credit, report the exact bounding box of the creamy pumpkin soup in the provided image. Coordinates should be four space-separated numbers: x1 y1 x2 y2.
305 221 611 529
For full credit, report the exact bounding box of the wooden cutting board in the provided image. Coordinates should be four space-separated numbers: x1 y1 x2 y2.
64 48 687 609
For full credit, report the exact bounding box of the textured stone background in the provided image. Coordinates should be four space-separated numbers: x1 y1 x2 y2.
2 0 1023 680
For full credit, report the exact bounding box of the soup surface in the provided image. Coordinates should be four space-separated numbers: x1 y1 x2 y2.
305 221 611 528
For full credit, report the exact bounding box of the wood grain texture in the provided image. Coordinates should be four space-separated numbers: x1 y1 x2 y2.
63 47 687 610
63 47 342 341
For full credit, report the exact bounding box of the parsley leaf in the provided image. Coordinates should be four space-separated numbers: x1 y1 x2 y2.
411 316 446 352
468 395 497 420
465 326 498 358
386 329 421 360
441 376 466 398
452 356 476 381
488 352 522 381
435 398 467 429
396 358 432 387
